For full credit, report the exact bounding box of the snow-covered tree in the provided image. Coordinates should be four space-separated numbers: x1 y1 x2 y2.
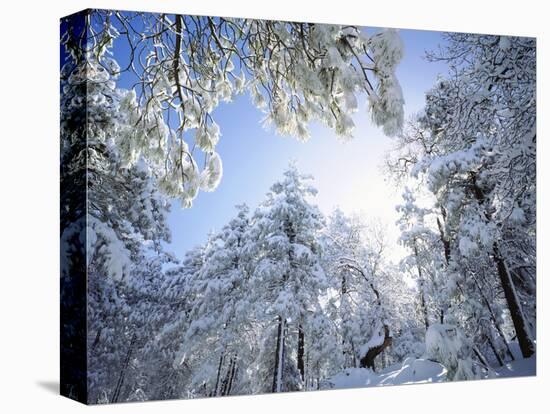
61 10 405 207
247 164 327 392
322 210 367 368
322 211 418 372
61 16 180 402
173 204 256 397
388 33 536 359
396 188 448 328
144 244 207 401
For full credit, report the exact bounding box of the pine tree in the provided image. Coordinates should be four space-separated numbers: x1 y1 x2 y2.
176 204 255 397
247 164 327 392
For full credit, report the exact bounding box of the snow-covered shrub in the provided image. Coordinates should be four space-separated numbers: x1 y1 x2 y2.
390 329 425 362
425 324 480 380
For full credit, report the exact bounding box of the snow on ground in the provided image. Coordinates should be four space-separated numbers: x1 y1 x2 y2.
379 357 448 385
322 357 448 390
493 341 536 378
323 353 536 390
495 356 536 379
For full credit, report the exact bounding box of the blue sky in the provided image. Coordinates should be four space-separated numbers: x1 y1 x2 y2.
163 28 449 260
106 21 450 260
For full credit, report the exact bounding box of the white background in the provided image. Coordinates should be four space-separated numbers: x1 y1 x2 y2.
0 0 547 412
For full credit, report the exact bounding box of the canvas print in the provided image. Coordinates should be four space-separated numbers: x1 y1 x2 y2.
60 8 536 404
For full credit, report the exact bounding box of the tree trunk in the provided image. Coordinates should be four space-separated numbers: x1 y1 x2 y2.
359 325 392 371
493 243 535 358
419 280 430 331
436 214 450 323
414 243 430 330
470 175 535 359
225 364 237 395
486 335 504 366
213 351 225 396
470 272 515 361
436 214 451 264
111 331 136 403
297 325 305 382
473 345 491 370
221 354 237 396
272 316 285 393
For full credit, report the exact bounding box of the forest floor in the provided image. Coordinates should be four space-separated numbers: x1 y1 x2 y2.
495 356 536 379
323 343 536 390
